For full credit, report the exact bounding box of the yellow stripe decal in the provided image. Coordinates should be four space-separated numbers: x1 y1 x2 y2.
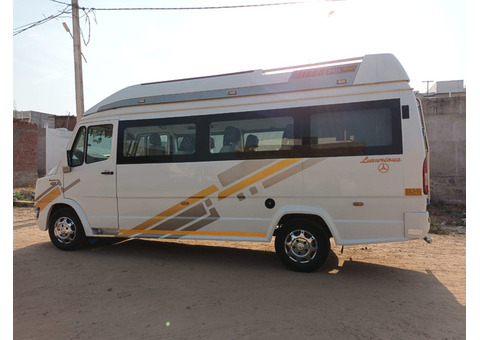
132 185 219 231
119 229 266 238
218 158 301 200
34 186 62 212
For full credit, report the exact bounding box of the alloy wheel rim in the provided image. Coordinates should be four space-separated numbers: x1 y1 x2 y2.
53 217 76 245
284 229 318 263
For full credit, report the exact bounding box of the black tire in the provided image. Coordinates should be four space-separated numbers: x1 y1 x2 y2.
48 207 86 251
274 218 330 272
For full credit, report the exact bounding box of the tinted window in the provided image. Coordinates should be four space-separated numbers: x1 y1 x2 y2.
312 100 401 156
116 99 401 164
310 108 392 147
118 120 196 163
210 116 294 154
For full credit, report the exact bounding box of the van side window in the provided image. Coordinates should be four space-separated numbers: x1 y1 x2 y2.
308 102 399 156
209 116 293 154
86 125 113 164
70 126 86 167
116 99 401 164
119 120 196 163
310 108 392 147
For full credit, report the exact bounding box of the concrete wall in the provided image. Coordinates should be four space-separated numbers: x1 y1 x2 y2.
419 95 466 204
13 121 38 187
46 128 72 174
37 128 46 177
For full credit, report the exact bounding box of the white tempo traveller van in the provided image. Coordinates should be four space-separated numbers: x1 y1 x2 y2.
35 54 430 272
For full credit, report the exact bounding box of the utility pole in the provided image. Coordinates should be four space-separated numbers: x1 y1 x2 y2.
72 0 84 120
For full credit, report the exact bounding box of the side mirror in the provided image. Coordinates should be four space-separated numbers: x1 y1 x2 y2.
63 150 72 173
66 150 73 167
67 149 84 168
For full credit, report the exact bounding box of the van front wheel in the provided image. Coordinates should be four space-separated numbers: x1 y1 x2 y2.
274 218 330 272
49 208 86 251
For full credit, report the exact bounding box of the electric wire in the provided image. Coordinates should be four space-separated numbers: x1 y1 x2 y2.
13 5 71 36
14 0 334 37
49 1 308 11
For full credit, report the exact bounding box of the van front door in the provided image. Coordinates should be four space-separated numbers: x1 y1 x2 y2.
63 122 118 231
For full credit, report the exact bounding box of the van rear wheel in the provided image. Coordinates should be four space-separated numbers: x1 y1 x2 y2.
275 218 330 272
49 207 86 251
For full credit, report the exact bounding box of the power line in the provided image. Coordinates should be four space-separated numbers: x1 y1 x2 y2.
15 1 340 36
13 5 71 36
13 1 311 36
50 1 309 11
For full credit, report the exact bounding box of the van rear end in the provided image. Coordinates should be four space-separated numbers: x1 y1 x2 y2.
401 95 430 241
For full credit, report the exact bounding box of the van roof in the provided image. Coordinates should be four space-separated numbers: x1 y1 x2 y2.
85 53 409 115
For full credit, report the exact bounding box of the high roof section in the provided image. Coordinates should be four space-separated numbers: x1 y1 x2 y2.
85 53 409 115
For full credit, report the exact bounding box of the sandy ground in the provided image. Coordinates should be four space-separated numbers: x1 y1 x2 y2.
13 207 466 339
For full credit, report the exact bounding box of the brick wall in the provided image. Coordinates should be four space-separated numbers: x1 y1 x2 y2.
55 116 77 131
13 121 38 187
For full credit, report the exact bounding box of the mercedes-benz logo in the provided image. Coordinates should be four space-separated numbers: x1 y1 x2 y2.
378 163 389 173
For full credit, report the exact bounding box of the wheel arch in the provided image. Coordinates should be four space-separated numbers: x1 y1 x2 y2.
269 206 338 242
275 214 332 238
47 200 94 236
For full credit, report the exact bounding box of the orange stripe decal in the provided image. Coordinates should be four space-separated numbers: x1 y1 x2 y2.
217 158 301 200
132 185 219 231
34 186 62 212
119 229 266 238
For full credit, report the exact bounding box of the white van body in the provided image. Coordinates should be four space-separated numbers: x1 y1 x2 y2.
35 54 430 271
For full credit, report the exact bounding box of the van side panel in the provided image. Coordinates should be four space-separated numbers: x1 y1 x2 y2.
302 156 404 244
201 159 303 239
116 163 203 233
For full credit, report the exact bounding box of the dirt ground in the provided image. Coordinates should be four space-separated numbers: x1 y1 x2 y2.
13 207 466 339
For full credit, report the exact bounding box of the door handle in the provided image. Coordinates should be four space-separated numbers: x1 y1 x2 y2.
101 170 114 175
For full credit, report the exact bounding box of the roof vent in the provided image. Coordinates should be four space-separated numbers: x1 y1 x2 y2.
290 64 359 80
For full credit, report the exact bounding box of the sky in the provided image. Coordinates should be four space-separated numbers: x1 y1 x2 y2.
11 0 467 116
